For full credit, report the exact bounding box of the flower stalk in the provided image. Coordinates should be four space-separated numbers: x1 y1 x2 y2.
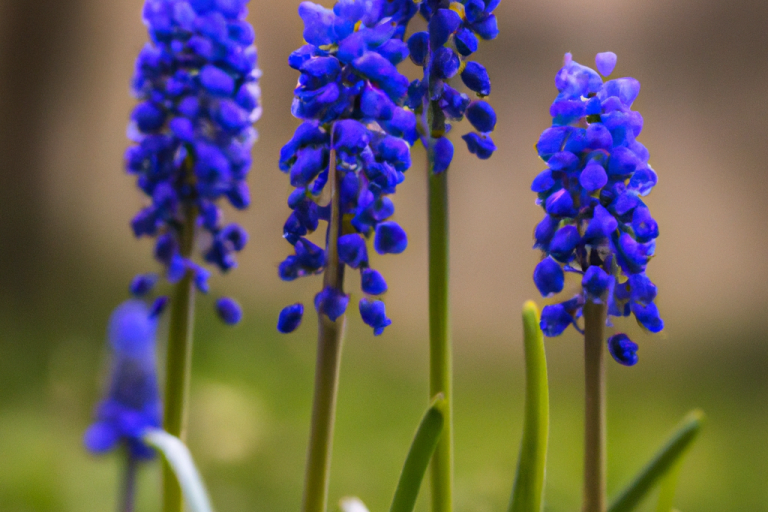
120 453 138 512
583 301 607 512
303 148 346 512
163 204 197 512
427 98 453 512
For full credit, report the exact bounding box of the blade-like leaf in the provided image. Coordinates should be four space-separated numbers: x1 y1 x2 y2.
389 394 447 512
143 429 214 512
508 301 550 512
608 410 705 512
655 458 683 512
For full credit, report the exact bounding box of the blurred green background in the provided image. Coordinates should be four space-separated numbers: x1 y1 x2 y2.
1 0 767 511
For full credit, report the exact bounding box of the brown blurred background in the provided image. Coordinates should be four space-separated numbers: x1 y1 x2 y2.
0 0 767 511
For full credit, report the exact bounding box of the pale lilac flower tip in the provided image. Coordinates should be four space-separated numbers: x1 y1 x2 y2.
595 51 617 77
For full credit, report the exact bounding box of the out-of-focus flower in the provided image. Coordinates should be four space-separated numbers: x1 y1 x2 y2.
84 300 161 459
125 0 261 323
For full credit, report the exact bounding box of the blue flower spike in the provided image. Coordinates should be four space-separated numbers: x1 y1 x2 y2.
278 0 419 335
126 0 260 323
84 300 161 459
408 0 501 171
531 53 664 360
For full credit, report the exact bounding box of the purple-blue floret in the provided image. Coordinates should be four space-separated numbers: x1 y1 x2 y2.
533 257 565 297
278 303 305 333
607 333 638 366
215 297 243 325
359 298 392 335
130 273 159 297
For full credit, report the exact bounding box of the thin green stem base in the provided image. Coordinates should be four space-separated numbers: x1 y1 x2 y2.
428 164 452 512
120 452 138 512
583 301 607 512
302 314 345 512
162 207 197 512
302 145 346 512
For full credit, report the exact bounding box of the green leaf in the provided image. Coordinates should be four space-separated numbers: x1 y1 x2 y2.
655 458 683 512
608 410 705 512
389 394 447 512
143 429 214 512
508 301 550 512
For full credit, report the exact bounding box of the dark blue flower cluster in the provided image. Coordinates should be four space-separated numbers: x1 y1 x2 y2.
125 0 261 323
407 0 500 171
531 53 663 365
84 300 161 459
277 0 419 336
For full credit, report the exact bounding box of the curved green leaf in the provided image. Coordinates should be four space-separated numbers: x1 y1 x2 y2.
508 301 550 512
143 429 214 512
389 394 447 512
655 458 684 512
608 410 705 512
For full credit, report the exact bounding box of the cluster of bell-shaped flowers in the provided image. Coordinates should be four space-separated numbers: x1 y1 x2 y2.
406 0 500 172
84 300 161 459
276 0 419 336
125 0 261 324
531 52 662 366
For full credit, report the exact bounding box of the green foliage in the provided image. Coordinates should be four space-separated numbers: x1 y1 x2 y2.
509 301 549 512
655 459 683 512
390 395 447 512
144 429 214 512
608 410 705 512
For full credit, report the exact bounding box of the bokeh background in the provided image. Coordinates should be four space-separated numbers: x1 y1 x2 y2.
1 0 767 510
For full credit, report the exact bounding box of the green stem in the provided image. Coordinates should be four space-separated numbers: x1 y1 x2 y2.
163 204 197 512
426 98 452 512
302 147 346 512
583 301 607 512
120 451 138 512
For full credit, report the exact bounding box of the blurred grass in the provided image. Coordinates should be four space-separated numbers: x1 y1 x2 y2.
0 303 766 512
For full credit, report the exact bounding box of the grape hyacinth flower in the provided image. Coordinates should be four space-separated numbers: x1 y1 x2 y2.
277 0 418 336
406 3 500 510
84 300 161 510
85 300 161 458
279 2 418 512
532 52 662 512
407 0 500 171
126 0 261 323
126 3 259 511
532 52 663 365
